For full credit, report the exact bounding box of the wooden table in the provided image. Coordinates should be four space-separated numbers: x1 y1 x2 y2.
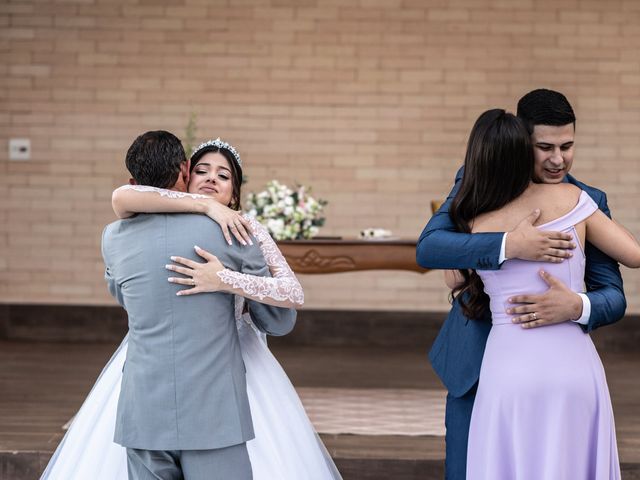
277 239 429 274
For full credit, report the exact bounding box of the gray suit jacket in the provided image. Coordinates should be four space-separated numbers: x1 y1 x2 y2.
101 213 296 450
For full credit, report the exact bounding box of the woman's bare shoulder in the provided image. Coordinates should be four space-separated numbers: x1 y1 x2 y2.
533 183 583 224
535 182 581 201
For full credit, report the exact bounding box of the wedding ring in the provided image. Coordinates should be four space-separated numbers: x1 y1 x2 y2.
190 279 196 286
532 312 538 320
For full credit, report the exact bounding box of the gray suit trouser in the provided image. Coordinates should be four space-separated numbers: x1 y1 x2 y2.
126 443 252 480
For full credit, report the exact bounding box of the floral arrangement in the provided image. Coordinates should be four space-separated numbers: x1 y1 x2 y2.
245 180 328 240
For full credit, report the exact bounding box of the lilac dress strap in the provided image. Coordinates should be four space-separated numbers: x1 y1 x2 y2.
536 190 598 231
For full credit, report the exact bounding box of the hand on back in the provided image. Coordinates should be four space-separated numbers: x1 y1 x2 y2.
505 209 576 263
506 270 583 328
204 199 253 247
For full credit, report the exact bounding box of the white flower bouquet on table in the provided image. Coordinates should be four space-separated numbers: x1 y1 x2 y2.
245 180 328 240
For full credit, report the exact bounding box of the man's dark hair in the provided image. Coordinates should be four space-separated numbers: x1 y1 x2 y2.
125 131 186 188
516 88 576 135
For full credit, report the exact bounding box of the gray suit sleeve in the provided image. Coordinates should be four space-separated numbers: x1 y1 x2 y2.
240 245 297 336
101 226 125 307
104 267 125 307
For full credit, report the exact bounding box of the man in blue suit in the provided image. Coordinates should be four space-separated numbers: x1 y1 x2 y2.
416 89 626 479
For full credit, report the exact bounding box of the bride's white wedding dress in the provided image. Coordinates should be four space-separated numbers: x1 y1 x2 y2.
41 212 341 480
41 305 341 479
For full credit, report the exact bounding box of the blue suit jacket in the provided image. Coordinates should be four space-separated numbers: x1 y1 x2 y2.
417 167 626 398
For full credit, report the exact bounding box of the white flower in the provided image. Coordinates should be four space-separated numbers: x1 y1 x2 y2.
245 180 327 240
267 218 285 235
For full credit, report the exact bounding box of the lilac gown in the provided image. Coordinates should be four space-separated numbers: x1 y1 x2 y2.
466 191 621 480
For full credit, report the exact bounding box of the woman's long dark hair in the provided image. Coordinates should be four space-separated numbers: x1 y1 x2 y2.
449 109 534 319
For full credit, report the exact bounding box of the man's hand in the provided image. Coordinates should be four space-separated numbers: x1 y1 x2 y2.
505 209 576 263
204 199 252 246
506 270 583 329
166 246 226 296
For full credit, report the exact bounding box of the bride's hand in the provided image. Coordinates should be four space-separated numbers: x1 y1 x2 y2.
166 246 228 296
205 199 253 246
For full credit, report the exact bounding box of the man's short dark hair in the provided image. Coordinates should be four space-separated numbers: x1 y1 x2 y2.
516 89 576 135
125 130 186 188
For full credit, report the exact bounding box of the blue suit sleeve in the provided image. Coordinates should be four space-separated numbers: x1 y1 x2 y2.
416 167 504 270
582 192 626 332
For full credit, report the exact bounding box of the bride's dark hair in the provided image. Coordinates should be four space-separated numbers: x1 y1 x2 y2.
449 109 534 319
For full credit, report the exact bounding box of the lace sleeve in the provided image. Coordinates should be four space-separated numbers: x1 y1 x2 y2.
216 215 304 306
114 184 209 200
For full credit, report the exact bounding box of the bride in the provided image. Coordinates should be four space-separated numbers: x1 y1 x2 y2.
41 138 342 479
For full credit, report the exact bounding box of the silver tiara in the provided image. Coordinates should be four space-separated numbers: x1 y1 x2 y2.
191 138 242 166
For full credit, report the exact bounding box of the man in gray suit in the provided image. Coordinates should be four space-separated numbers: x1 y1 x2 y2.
101 130 296 480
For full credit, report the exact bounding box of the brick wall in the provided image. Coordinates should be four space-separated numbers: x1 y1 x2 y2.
1 0 639 312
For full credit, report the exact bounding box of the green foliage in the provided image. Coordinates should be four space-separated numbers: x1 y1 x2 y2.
183 112 197 158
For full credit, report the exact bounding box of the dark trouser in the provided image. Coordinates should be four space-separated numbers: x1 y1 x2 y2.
126 443 252 480
444 383 477 480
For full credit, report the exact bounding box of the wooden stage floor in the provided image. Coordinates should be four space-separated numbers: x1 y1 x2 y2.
1 340 639 479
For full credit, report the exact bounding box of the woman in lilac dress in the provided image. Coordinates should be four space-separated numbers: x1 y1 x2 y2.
446 110 640 479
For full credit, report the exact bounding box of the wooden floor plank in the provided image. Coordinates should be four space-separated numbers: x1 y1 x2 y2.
0 340 638 479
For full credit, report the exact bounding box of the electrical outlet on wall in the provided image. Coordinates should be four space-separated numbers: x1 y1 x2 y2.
9 138 31 161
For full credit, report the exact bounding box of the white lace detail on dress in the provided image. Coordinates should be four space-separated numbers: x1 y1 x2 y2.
234 295 267 344
115 184 208 200
234 295 245 324
218 215 304 306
